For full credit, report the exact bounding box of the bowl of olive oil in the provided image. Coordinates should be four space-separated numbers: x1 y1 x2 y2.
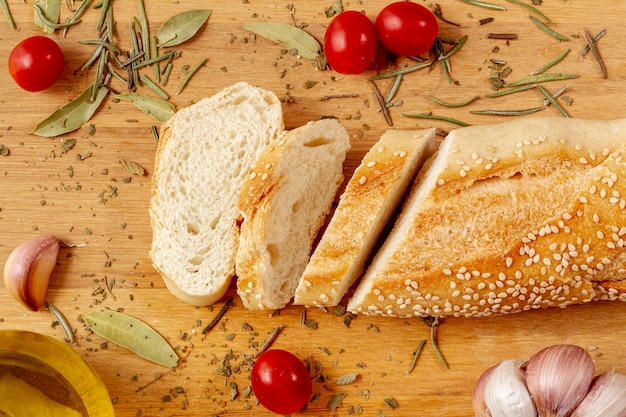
0 330 114 417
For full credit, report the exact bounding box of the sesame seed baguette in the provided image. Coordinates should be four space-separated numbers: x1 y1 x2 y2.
347 117 626 318
149 82 284 306
293 128 438 308
236 118 351 310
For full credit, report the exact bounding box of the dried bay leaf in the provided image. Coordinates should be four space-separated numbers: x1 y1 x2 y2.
157 9 212 47
243 21 321 60
85 310 179 368
116 93 175 123
34 0 60 34
33 85 109 137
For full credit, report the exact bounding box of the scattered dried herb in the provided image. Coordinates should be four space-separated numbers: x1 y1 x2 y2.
405 340 427 374
33 85 110 137
1 0 15 29
484 84 536 98
537 85 570 117
581 29 606 56
422 317 449 369
328 392 346 411
336 373 359 385
432 3 461 26
254 324 284 358
369 81 392 126
157 9 212 47
532 48 570 75
461 0 506 11
504 72 580 88
487 33 518 40
46 302 76 344
118 159 146 176
438 34 468 60
176 57 207 95
202 297 234 334
34 0 61 34
528 14 569 41
384 397 399 409
471 106 545 116
370 61 431 80
583 28 607 79
402 112 470 127
243 21 321 60
0 144 9 156
504 0 553 24
426 94 478 107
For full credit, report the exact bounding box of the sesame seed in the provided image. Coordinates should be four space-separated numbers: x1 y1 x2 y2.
261 172 269 181
377 146 385 153
358 176 367 185
249 172 257 180
366 160 376 168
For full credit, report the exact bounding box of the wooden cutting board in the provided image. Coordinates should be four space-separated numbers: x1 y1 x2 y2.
1 1 625 416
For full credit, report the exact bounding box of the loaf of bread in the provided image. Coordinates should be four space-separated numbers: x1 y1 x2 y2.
236 118 350 310
347 117 626 318
149 82 284 306
294 128 437 307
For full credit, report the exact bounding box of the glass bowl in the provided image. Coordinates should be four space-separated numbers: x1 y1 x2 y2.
0 329 115 416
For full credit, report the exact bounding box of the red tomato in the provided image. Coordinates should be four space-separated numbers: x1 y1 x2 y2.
8 36 64 92
324 10 378 74
375 2 439 57
251 349 312 414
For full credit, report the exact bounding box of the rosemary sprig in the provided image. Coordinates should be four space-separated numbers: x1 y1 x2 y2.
369 80 393 126
46 302 76 344
537 85 570 117
581 29 606 56
176 57 207 95
532 48 570 75
402 113 470 127
438 35 468 61
422 317 448 370
471 106 545 116
583 28 607 79
426 94 478 108
504 0 553 25
1 0 15 29
254 324 285 359
484 84 536 98
461 0 506 11
369 62 431 80
202 297 234 334
528 14 569 41
405 340 426 374
504 72 580 88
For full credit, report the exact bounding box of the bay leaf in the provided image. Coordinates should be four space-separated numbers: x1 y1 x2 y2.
157 9 212 47
33 85 109 137
116 93 175 123
243 21 322 60
85 310 179 368
34 0 60 34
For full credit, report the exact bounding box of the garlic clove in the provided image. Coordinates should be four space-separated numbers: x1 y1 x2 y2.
473 364 497 417
3 235 61 311
484 359 537 417
571 371 626 417
525 344 595 417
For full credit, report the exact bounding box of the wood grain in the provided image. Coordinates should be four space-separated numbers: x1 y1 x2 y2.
1 1 625 416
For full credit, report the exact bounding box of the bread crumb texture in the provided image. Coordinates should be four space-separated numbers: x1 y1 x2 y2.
347 117 626 318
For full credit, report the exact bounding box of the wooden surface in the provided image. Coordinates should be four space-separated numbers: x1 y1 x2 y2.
1 1 625 416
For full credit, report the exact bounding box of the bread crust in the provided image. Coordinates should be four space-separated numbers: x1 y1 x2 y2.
294 129 437 307
236 119 350 310
347 117 626 318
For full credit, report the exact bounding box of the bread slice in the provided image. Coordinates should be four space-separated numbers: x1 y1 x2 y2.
149 82 284 306
236 118 350 310
293 128 437 307
347 117 626 318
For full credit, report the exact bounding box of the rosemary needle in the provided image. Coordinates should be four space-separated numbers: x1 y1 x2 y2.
254 324 285 358
177 57 207 95
1 0 15 29
46 302 76 344
583 28 608 79
402 113 470 127
426 94 478 108
527 14 569 41
532 48 570 75
405 340 427 374
202 297 234 334
537 85 570 117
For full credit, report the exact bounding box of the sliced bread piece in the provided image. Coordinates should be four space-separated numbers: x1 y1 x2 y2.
236 118 351 310
347 117 626 318
293 128 437 307
149 82 284 306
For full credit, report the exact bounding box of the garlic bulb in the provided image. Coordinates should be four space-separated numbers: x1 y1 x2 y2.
571 371 626 417
3 235 61 311
473 364 496 417
484 359 537 417
525 344 595 417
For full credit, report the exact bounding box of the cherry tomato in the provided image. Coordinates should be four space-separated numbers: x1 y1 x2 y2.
375 2 439 57
8 36 64 92
324 10 378 74
251 349 312 414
